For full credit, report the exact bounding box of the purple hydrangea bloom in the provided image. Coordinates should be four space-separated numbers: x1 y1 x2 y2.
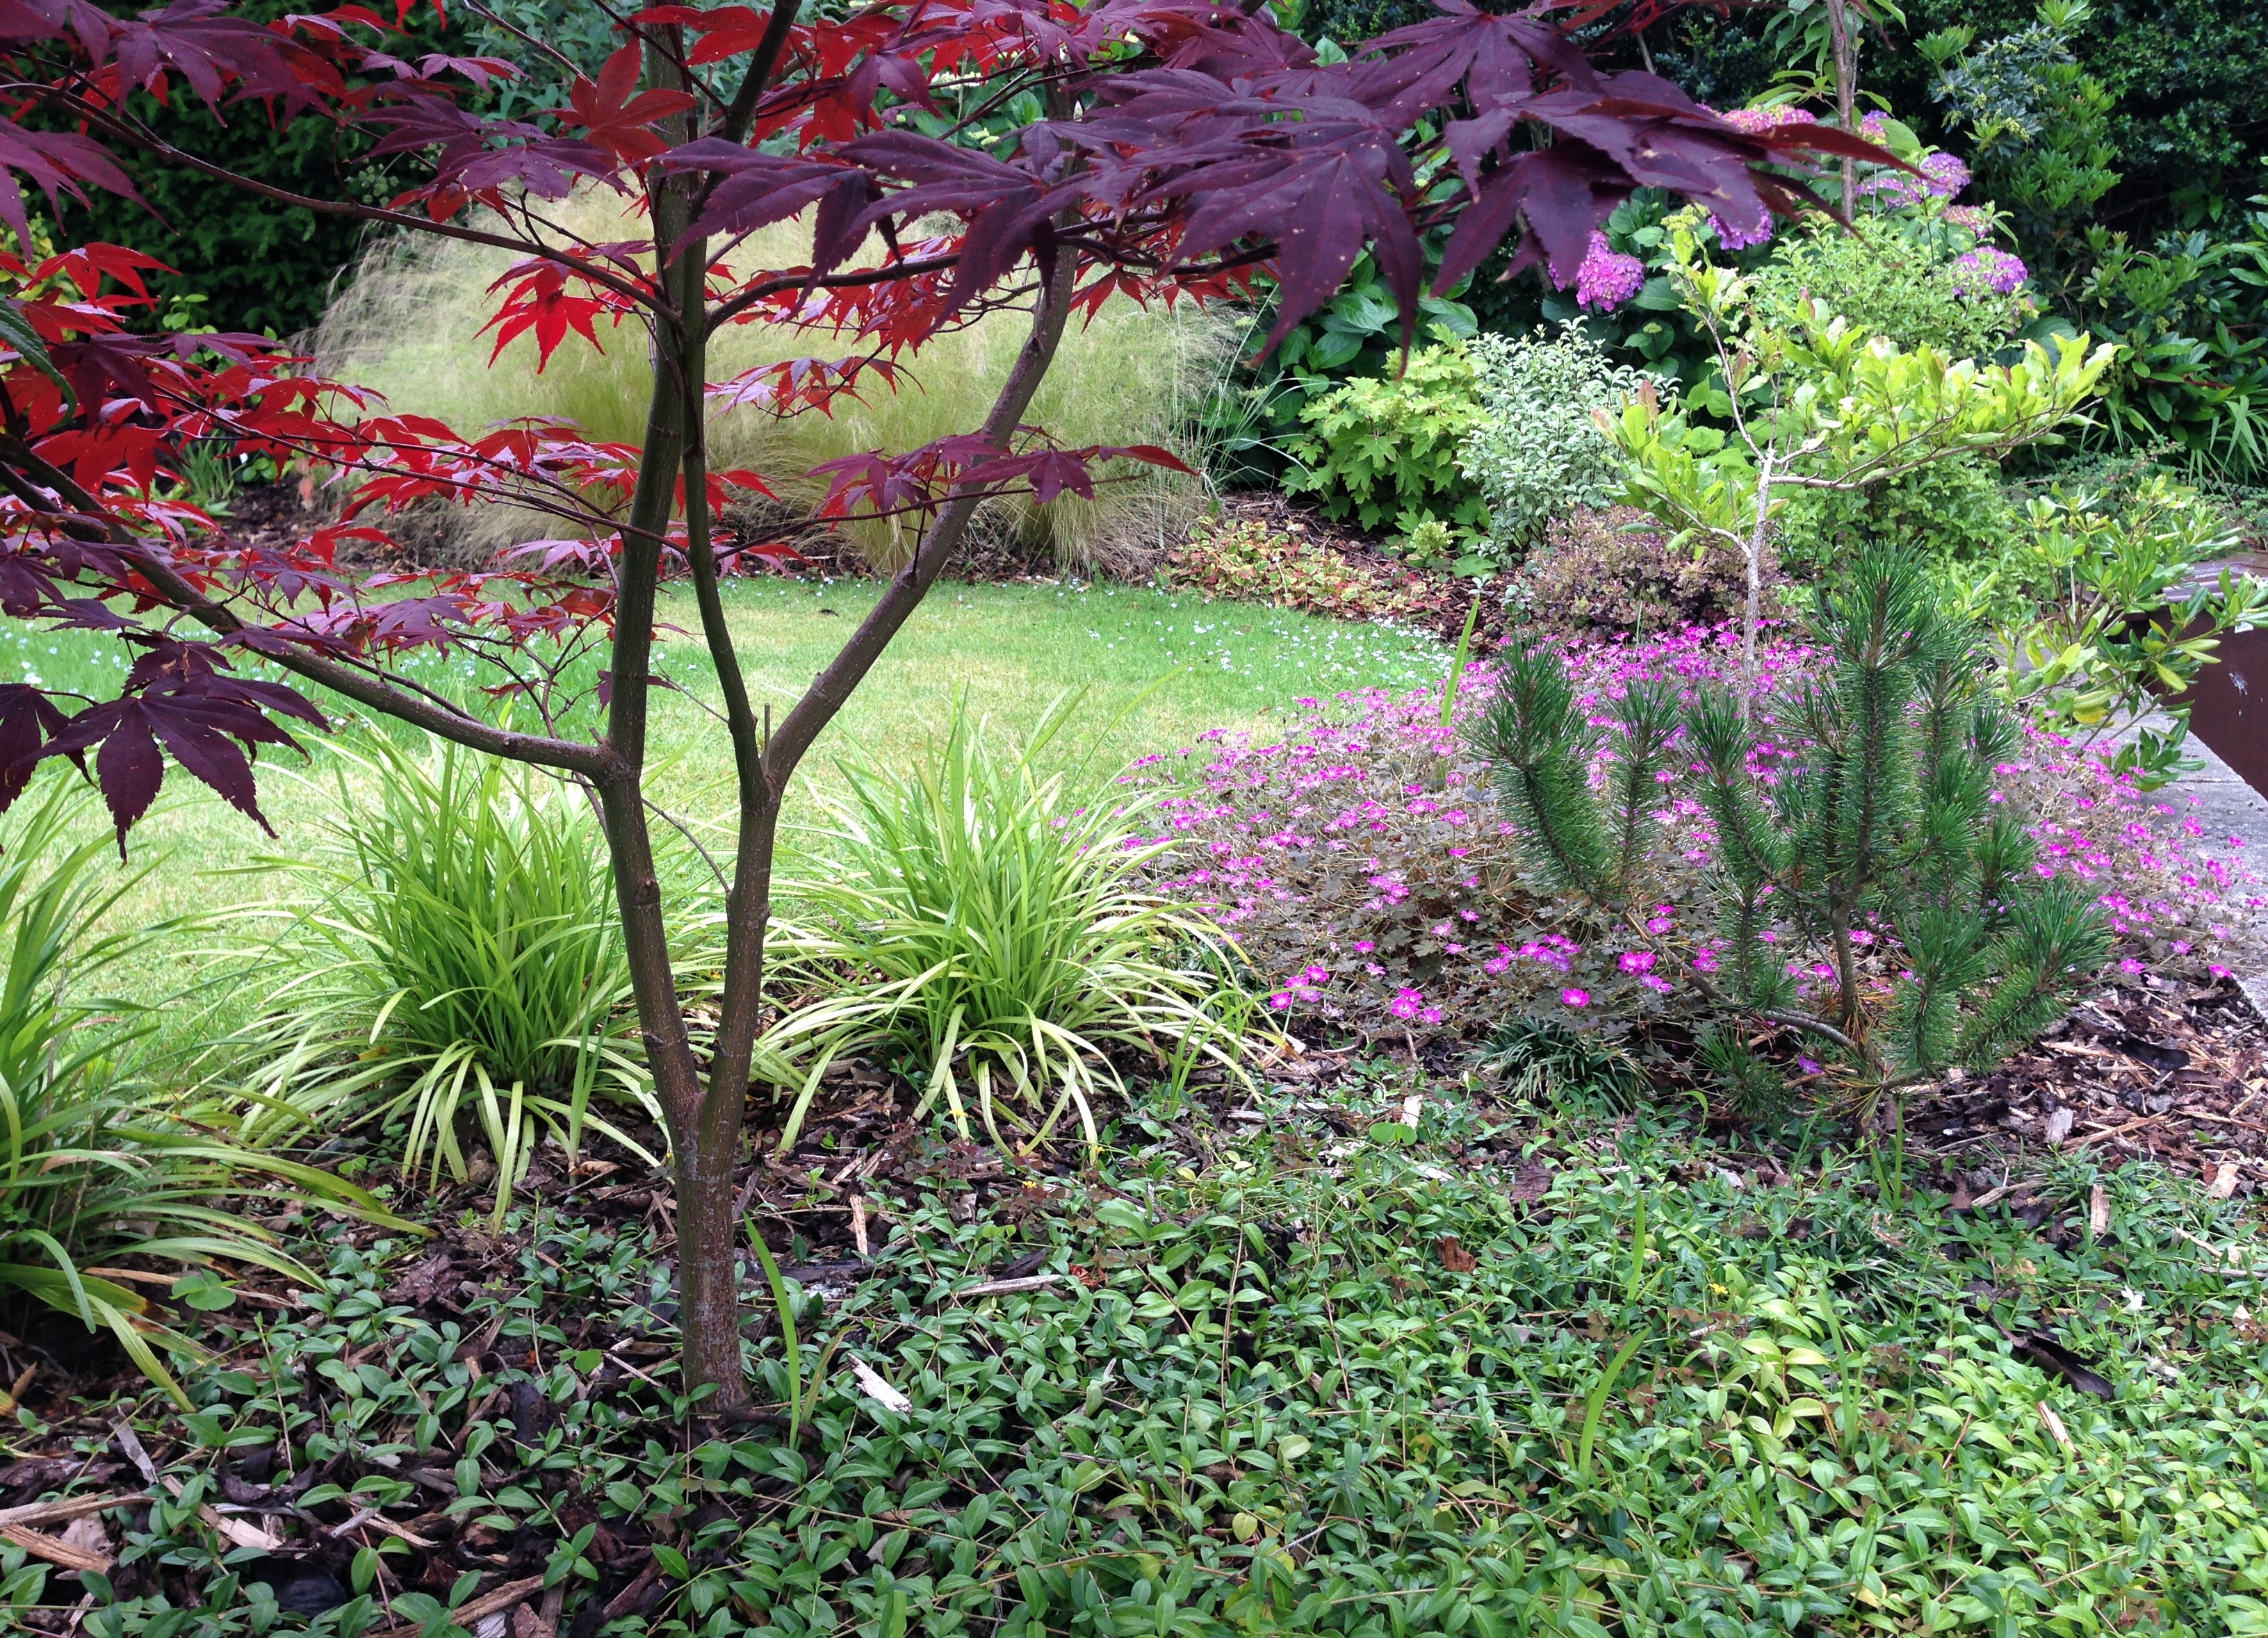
1943 204 1991 233
1920 151 1971 198
1708 207 1776 249
1951 244 2028 296
1719 104 1818 135
1858 147 1974 208
1574 231 1645 311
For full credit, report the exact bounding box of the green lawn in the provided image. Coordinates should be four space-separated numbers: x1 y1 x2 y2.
3 577 1444 1009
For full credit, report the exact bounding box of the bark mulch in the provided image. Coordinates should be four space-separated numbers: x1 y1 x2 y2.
1904 976 2267 1200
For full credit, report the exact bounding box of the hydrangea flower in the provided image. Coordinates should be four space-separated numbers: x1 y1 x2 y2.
1574 231 1645 312
1921 152 1971 197
1719 104 1817 135
1707 207 1776 250
1951 245 2028 297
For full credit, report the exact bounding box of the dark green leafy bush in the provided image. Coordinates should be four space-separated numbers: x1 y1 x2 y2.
1774 455 2019 580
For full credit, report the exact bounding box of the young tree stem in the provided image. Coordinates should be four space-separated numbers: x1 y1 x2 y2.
1739 450 1775 719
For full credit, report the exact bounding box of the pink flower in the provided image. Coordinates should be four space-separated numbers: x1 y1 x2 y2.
1574 230 1645 312
1560 987 1590 1007
1719 104 1817 136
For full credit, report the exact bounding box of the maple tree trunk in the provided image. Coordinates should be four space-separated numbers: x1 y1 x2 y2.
607 136 1082 1399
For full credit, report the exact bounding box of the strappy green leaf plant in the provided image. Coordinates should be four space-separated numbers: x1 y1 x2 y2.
763 695 1247 1156
231 737 658 1222
0 777 395 1404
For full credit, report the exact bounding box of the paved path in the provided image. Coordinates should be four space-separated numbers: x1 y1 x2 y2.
2142 715 2268 1017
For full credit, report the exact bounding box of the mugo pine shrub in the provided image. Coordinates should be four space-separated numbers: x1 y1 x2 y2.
1458 327 1651 558
1474 547 2109 1116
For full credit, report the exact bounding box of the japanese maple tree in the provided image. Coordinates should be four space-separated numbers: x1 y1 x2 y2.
0 0 1883 1404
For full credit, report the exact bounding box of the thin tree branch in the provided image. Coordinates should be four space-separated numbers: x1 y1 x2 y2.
713 0 806 148
0 439 615 778
38 89 669 317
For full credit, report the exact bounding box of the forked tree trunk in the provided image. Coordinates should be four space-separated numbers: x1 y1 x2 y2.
594 51 1083 1393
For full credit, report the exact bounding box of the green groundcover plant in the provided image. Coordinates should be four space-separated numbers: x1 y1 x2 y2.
53 1091 2268 1636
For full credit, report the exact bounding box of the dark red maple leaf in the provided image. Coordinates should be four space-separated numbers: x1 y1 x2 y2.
562 44 696 167
34 642 324 846
0 682 76 809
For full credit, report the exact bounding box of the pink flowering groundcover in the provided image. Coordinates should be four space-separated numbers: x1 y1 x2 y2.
1128 623 2262 1081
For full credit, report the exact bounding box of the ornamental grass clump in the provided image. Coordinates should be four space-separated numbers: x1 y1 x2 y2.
0 778 389 1402
763 695 1244 1156
234 737 655 1221
1475 547 2112 1116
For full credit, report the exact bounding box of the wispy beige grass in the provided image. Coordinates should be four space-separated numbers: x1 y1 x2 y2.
313 190 1232 568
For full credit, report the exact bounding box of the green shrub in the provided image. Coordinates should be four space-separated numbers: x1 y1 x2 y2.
0 778 386 1402
316 197 1226 571
1747 214 2032 359
1986 473 2265 788
1458 327 1651 557
234 737 655 1220
762 695 1245 1154
1775 454 2020 578
1282 341 1487 535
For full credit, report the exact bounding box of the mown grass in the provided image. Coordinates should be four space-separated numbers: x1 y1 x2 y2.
42 1074 2268 1638
0 577 1444 1012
